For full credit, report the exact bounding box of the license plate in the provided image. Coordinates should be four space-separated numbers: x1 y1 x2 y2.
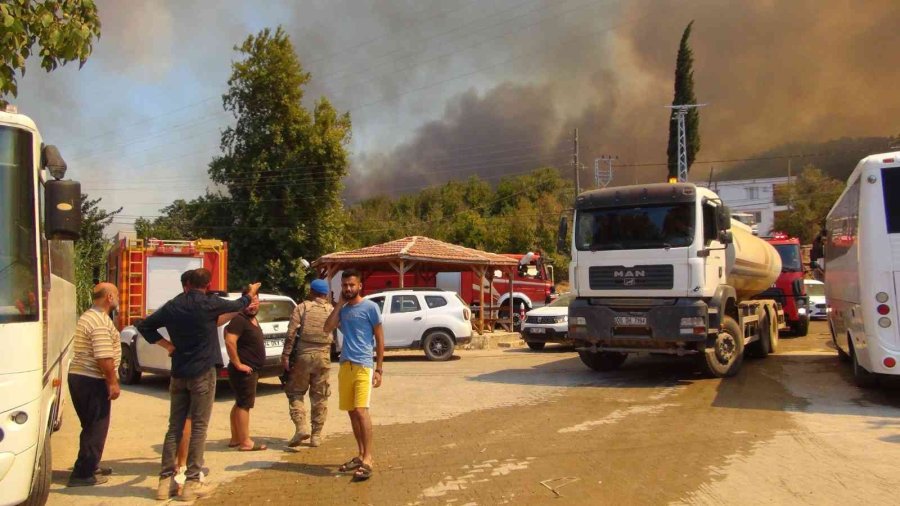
529 327 546 334
265 338 285 348
614 316 647 326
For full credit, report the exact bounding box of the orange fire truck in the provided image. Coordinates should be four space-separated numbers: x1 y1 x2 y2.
106 232 228 330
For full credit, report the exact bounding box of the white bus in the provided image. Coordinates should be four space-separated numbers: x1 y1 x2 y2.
0 108 82 506
825 150 900 388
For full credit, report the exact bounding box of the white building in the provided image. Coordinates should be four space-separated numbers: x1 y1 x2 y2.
696 176 793 237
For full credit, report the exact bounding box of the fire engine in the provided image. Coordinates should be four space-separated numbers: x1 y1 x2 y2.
332 252 556 327
759 232 809 336
106 232 228 330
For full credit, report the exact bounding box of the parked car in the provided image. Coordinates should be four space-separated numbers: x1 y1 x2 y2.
520 292 574 350
804 279 827 320
118 293 296 384
335 289 472 361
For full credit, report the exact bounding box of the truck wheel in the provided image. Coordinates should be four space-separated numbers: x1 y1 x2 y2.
699 316 744 378
850 339 878 389
794 315 810 337
20 428 51 506
526 342 546 351
578 350 627 371
423 331 455 361
118 344 142 385
747 312 772 358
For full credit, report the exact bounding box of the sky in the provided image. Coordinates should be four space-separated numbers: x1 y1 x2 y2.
11 0 900 233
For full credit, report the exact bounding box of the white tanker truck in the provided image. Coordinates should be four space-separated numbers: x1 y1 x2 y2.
558 182 786 377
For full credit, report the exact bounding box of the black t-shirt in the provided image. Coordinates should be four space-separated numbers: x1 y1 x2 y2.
225 313 266 370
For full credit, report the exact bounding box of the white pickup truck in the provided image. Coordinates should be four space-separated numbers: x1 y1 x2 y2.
117 293 296 384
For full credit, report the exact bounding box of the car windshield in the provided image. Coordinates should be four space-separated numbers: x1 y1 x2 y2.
0 126 37 323
548 293 574 308
774 244 802 272
256 300 295 323
575 203 695 251
805 282 825 297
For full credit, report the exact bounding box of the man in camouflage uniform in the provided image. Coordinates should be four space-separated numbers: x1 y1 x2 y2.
283 279 334 447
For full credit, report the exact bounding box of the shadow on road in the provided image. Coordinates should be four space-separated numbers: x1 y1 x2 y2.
50 457 158 500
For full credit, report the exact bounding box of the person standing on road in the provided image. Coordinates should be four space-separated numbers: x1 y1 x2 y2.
66 283 121 487
138 269 260 501
224 287 267 451
282 278 334 448
324 269 384 481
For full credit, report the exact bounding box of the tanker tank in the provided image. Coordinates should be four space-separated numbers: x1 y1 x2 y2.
724 220 782 300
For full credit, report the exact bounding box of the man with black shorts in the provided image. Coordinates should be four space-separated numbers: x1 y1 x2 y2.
225 288 267 451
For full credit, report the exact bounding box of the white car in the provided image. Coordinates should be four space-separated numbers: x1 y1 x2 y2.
804 279 827 320
521 293 574 350
119 293 297 384
341 289 472 361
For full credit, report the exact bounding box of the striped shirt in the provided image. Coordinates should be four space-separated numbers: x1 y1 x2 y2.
70 307 121 380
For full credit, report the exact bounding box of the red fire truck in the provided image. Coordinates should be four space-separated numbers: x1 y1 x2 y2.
106 232 228 330
759 232 809 336
333 252 556 326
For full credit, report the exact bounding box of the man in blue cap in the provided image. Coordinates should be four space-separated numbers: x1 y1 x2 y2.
282 278 335 447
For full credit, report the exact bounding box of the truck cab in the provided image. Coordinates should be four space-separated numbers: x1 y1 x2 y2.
761 233 809 336
562 183 783 377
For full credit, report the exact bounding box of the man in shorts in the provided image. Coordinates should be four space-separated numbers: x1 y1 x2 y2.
324 269 384 481
225 287 267 451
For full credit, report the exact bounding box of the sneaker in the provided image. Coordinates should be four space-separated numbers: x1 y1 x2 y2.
67 474 109 487
156 476 178 500
287 431 310 448
176 480 214 502
309 434 321 447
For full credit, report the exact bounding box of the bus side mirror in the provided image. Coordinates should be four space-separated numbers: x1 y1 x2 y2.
44 179 81 240
557 216 568 252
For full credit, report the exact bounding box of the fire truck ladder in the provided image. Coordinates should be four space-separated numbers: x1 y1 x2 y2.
126 240 145 325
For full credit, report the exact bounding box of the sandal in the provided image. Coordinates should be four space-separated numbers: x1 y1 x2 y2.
353 463 373 481
338 457 362 473
227 443 240 448
238 443 268 451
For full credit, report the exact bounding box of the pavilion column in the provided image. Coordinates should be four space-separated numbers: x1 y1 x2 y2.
390 260 414 288
473 266 487 335
507 267 515 331
326 264 340 304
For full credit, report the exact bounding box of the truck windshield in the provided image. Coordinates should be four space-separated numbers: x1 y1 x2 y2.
774 244 802 272
574 203 695 251
0 126 37 323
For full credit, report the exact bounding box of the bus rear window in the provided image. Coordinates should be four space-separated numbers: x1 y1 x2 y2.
883 168 900 233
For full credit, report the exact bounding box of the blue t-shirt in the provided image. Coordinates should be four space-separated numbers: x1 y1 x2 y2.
339 299 382 368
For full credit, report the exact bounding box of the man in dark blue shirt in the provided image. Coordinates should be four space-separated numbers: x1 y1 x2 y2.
138 269 260 501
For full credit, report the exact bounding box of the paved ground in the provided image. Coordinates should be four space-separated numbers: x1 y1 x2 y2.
47 321 900 505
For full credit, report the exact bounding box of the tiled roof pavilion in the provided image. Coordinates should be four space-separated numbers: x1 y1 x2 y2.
313 236 518 271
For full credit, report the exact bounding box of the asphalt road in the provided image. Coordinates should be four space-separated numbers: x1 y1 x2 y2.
47 320 900 505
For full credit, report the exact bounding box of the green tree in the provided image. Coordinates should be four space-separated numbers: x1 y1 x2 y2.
134 194 232 241
74 193 120 312
208 27 351 295
666 20 700 180
0 0 101 105
772 166 844 243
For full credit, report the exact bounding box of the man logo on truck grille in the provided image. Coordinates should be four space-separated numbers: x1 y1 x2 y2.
614 270 645 278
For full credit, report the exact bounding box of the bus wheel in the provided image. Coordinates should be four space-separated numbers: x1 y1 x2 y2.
20 428 51 506
850 339 879 389
699 316 744 378
118 344 142 385
832 323 850 362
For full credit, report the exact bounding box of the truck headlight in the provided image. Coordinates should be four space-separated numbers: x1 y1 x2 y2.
798 307 807 315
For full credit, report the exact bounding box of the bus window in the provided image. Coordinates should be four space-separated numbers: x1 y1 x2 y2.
882 168 900 233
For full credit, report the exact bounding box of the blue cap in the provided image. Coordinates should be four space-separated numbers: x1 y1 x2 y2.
310 279 329 295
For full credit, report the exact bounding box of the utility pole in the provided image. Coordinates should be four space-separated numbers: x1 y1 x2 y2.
594 155 617 188
665 103 706 182
573 128 580 196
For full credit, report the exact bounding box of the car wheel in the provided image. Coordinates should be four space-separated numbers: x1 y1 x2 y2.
423 331 455 361
526 341 546 351
118 344 142 385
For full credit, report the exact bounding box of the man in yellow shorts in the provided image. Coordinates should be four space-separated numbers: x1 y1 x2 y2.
324 269 384 481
